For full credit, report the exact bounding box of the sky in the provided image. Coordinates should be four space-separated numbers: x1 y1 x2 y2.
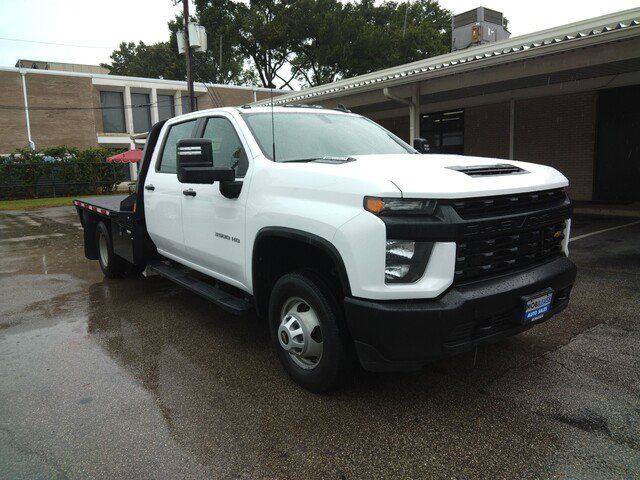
0 0 637 75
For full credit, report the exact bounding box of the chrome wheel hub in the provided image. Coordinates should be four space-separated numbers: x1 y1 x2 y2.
278 297 323 370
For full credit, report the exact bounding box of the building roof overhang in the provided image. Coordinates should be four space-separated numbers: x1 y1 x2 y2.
252 7 640 107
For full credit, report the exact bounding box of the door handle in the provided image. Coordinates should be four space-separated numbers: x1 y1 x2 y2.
145 184 155 191
182 189 196 197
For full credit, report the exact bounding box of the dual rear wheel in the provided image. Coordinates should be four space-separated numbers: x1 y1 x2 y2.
95 222 143 278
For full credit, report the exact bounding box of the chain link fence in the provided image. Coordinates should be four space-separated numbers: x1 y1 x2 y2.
0 148 130 200
0 162 130 200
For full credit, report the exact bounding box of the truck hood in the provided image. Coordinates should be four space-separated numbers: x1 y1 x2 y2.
344 154 568 198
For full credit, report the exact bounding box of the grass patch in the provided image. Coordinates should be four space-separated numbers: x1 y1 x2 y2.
0 194 119 211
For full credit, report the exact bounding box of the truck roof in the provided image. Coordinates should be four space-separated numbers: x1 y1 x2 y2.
235 105 354 115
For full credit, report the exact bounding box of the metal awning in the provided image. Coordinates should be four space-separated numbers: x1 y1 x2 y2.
252 7 640 107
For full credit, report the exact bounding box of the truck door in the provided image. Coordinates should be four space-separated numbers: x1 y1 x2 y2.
180 115 250 288
144 119 198 259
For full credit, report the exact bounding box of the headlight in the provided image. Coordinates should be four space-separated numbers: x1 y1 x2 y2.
364 196 437 216
385 240 433 283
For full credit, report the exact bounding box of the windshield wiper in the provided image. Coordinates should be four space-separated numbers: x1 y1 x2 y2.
280 156 355 164
279 157 320 163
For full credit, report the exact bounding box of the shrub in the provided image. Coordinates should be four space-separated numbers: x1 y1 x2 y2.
0 145 127 200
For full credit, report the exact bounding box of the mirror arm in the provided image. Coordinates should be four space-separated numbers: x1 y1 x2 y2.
220 179 243 199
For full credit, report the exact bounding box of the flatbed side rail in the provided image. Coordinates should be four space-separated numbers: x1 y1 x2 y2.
73 200 110 217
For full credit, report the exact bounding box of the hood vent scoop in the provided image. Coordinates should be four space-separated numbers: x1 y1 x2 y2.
447 163 527 177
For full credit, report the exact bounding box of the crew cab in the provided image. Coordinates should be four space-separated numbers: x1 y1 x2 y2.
74 106 576 392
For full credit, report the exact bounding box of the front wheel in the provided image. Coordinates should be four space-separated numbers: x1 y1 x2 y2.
269 272 351 393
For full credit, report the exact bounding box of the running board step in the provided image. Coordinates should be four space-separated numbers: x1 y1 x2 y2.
147 261 253 315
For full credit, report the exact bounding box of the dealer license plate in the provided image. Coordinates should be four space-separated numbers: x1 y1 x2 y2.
523 290 553 324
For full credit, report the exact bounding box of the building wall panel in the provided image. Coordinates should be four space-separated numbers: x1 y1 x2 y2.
26 74 98 150
464 101 510 159
515 91 596 201
0 71 29 153
373 115 410 143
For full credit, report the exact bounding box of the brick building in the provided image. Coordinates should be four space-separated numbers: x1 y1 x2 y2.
0 65 278 155
254 7 640 202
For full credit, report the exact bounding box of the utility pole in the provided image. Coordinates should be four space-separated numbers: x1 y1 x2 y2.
181 0 195 112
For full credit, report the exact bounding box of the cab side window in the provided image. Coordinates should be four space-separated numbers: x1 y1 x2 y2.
202 117 248 177
157 119 198 173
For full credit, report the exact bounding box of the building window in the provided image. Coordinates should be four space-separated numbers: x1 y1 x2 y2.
420 110 464 154
158 94 175 121
131 92 151 133
100 91 126 133
181 95 198 114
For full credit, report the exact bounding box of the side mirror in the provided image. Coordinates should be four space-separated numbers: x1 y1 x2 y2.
176 138 235 184
413 138 430 154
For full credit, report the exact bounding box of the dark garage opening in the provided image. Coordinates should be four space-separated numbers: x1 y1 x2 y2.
421 110 465 154
595 85 640 202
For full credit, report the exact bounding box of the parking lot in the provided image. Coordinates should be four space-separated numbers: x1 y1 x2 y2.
1 206 638 479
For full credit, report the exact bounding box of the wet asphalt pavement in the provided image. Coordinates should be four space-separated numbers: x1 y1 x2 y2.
0 207 639 479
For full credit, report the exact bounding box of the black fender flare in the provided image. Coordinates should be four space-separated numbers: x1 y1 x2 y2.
252 227 352 314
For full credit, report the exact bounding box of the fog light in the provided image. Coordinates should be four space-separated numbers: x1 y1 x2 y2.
385 264 410 280
385 240 434 283
386 240 415 259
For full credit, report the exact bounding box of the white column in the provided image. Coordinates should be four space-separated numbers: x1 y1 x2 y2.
124 87 138 181
129 139 138 181
150 88 159 124
124 86 134 135
382 87 416 145
509 99 515 159
129 162 138 181
410 84 421 144
175 91 183 116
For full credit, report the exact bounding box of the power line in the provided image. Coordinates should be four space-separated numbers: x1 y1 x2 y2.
0 102 162 111
0 36 114 50
190 56 219 107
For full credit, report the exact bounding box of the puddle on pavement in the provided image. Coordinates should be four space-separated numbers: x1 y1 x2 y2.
1 207 638 478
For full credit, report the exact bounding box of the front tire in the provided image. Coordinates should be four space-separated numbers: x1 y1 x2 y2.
269 272 351 393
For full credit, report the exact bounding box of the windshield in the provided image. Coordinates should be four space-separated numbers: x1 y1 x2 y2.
242 112 414 162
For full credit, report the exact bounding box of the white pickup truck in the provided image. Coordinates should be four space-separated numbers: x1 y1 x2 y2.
74 106 576 392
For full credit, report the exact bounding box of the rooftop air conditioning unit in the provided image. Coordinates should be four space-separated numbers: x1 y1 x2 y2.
451 6 510 51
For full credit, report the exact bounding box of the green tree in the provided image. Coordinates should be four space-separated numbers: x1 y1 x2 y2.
102 0 452 89
288 0 451 87
101 41 183 80
236 0 295 88
102 1 251 85
339 0 451 79
287 0 351 86
178 1 253 85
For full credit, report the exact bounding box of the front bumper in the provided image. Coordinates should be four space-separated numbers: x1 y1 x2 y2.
344 256 577 372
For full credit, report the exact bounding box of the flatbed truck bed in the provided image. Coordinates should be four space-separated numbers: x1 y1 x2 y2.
74 193 147 268
73 195 128 214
